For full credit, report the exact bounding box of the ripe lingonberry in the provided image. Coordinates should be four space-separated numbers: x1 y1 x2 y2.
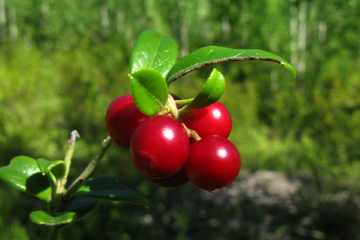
130 116 190 179
146 167 188 188
181 101 232 139
105 95 149 148
185 135 241 192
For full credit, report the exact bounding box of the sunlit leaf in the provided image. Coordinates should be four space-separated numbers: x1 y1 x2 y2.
130 68 168 116
73 175 149 207
179 68 225 112
166 46 296 84
130 30 178 78
0 156 51 201
29 211 77 226
37 158 66 183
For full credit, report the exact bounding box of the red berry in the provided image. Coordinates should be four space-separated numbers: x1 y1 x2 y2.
105 95 150 148
146 167 189 188
185 136 241 192
130 116 190 178
181 102 232 139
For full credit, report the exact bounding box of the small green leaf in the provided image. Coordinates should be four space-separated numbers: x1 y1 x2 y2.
130 30 178 78
29 211 77 226
37 158 66 183
61 197 98 222
73 175 149 207
130 68 169 116
180 68 225 112
166 46 297 84
0 156 51 201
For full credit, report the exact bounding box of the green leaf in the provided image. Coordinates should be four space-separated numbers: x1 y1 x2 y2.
0 156 51 201
180 68 225 112
29 211 77 226
61 197 98 222
37 158 66 183
166 46 297 84
73 175 149 207
130 68 169 116
130 30 178 78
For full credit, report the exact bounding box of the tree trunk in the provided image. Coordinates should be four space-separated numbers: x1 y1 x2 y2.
289 2 298 71
9 5 17 42
117 9 125 34
298 1 307 79
0 0 6 42
318 21 327 43
240 0 249 47
178 0 189 58
100 4 109 37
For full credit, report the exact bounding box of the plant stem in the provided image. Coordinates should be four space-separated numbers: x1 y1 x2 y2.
48 226 59 240
53 130 80 211
62 130 80 187
175 98 193 107
63 135 113 200
167 94 179 119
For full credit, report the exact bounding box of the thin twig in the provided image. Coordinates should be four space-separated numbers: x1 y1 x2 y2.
63 136 113 200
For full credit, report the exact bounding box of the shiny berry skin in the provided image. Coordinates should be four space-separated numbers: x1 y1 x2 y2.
185 136 241 192
181 101 232 139
130 116 190 179
146 168 189 188
105 95 150 148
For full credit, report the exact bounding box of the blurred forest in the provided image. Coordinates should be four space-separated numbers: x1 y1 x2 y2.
1 0 360 239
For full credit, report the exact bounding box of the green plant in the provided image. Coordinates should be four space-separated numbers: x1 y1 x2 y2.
0 30 295 239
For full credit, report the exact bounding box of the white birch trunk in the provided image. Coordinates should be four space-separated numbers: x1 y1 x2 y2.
9 5 17 42
41 1 49 22
298 1 307 78
289 3 298 70
117 9 125 34
222 15 230 41
100 4 109 37
240 0 249 47
0 0 6 42
178 0 189 57
318 21 327 43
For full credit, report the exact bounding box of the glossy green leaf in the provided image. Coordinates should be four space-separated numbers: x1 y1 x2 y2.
130 30 178 78
29 211 77 226
130 68 168 116
73 175 149 207
0 156 51 201
37 158 66 183
61 197 98 222
166 46 297 84
180 68 225 112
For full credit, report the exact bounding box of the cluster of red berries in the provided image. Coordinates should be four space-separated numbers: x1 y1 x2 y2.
105 94 241 192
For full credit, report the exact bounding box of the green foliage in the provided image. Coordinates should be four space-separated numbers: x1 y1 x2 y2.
0 29 295 239
166 46 296 84
0 156 51 201
130 68 168 116
129 31 294 115
37 158 66 183
29 211 77 226
59 197 98 223
179 68 225 112
73 175 149 206
130 31 178 78
1 0 360 239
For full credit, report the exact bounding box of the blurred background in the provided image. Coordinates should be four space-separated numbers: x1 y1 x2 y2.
1 0 360 239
